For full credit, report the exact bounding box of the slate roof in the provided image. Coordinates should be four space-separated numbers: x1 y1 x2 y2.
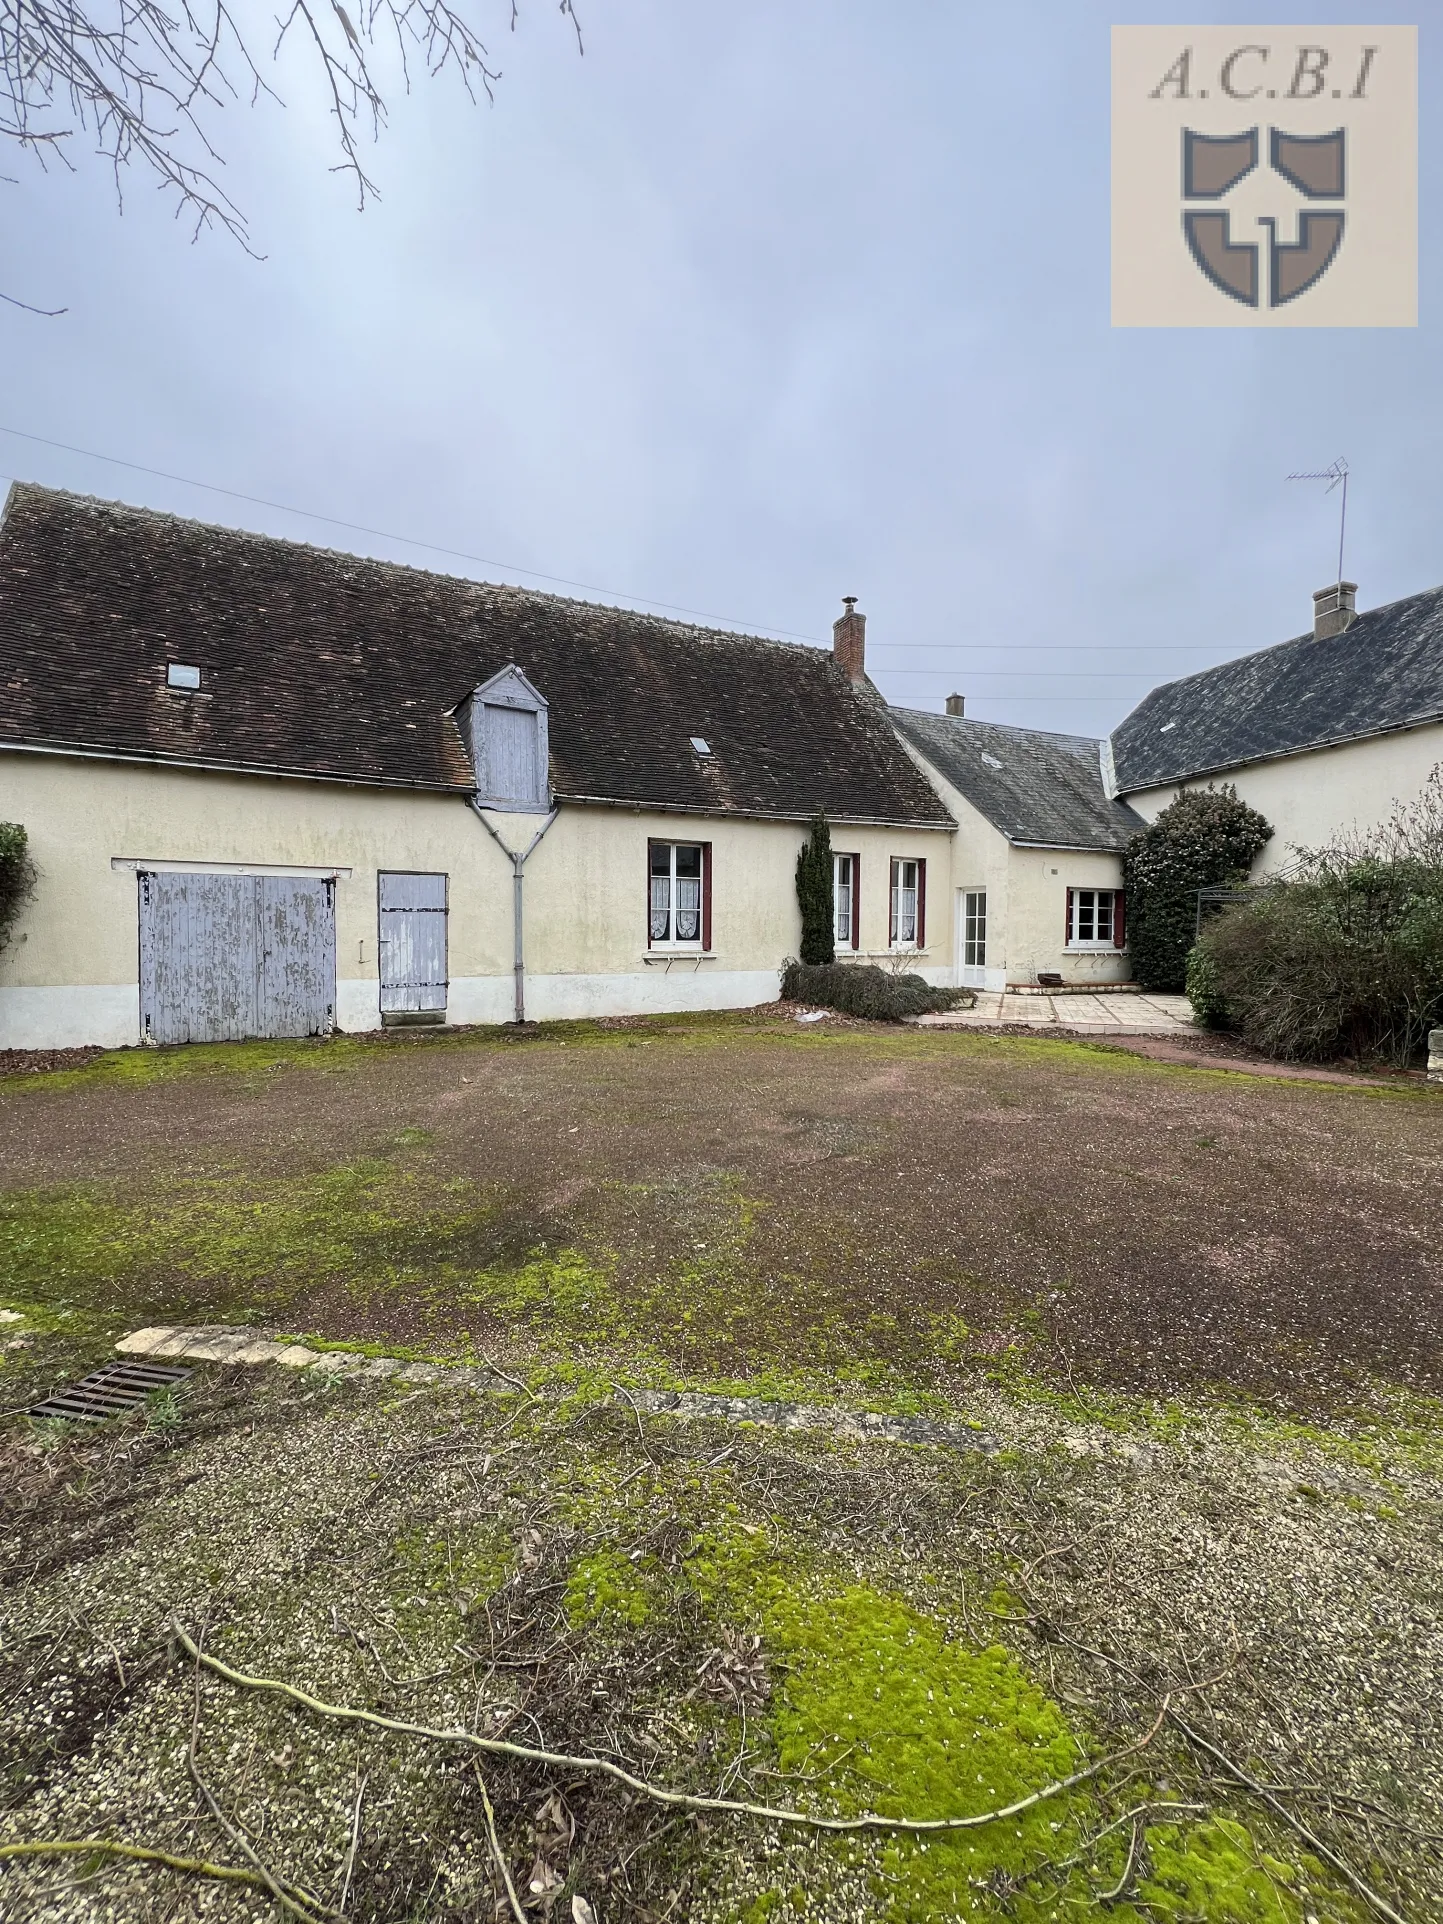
890 708 1144 851
1108 585 1443 793
0 486 953 827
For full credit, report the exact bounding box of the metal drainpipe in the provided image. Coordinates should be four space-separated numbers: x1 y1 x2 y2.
470 801 559 1024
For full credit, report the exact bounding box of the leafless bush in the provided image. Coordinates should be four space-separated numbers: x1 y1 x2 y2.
1189 766 1443 1066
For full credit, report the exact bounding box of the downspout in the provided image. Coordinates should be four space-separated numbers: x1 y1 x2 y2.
470 801 559 1024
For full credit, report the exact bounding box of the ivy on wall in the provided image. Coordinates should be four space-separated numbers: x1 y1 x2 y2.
0 823 35 955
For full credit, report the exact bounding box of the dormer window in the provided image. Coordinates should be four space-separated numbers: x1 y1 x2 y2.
166 662 202 690
465 664 550 813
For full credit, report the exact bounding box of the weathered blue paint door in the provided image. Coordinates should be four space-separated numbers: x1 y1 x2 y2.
138 871 336 1044
378 871 448 1014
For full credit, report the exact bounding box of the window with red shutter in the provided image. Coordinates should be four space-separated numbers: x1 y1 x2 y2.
889 858 921 948
648 841 707 948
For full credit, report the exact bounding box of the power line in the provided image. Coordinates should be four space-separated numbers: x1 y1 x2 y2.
0 426 828 645
0 423 1208 686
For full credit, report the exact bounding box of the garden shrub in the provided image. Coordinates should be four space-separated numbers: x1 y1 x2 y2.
1189 768 1443 1065
794 813 835 966
1183 942 1228 1029
0 823 35 954
1123 787 1273 991
781 959 971 1022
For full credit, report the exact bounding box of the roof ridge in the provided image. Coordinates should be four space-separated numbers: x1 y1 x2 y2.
1 481 831 663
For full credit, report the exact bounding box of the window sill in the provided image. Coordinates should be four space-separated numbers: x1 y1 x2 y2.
1065 946 1128 954
643 950 716 964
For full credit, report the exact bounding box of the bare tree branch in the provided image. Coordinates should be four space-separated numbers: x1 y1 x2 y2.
1 0 576 249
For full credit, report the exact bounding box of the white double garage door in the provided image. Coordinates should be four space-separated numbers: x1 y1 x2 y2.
137 869 448 1044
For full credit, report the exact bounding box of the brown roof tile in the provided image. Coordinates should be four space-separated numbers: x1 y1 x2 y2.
0 485 953 827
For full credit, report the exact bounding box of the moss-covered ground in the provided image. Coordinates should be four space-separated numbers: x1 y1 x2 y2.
2 1015 1440 1919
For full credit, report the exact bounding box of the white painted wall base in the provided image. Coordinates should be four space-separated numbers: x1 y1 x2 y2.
0 968 783 1049
525 967 780 1021
0 983 141 1050
447 976 523 1027
335 977 383 1033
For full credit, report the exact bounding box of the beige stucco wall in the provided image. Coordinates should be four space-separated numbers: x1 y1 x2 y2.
0 751 952 1046
897 745 1129 987
1122 722 1443 874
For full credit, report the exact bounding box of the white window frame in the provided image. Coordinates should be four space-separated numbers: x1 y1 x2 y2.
649 841 705 950
833 853 855 947
890 858 920 949
1067 887 1119 950
962 889 987 969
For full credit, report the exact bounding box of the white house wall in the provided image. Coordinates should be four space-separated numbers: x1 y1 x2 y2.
0 753 953 1048
1122 720 1443 874
895 742 1130 987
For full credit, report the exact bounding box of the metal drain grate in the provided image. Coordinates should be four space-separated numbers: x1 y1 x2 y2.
28 1361 193 1424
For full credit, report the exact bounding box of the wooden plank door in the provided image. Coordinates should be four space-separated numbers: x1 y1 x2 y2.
378 872 448 1014
139 871 335 1044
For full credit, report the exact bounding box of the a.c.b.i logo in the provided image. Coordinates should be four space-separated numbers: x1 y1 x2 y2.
1112 26 1415 328
1183 125 1344 309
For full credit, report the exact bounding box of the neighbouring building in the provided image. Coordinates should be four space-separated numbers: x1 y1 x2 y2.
890 705 1143 990
1106 579 1443 864
0 486 955 1049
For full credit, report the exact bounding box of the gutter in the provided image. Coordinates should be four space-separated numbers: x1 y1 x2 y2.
469 800 560 1024
0 742 955 828
551 790 955 830
0 737 470 793
1113 706 1443 796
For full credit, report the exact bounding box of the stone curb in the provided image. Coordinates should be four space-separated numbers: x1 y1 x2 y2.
114 1325 997 1455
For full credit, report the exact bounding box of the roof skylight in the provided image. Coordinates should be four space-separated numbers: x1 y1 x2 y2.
166 662 201 690
690 736 712 755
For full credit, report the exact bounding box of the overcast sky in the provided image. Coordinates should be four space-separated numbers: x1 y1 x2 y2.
1 0 1438 736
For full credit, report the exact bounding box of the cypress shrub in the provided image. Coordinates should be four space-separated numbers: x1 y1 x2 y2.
1123 787 1273 990
0 824 35 954
781 959 972 1022
795 813 836 966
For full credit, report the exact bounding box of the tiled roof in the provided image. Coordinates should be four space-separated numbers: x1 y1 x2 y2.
891 708 1145 851
1108 586 1443 792
0 485 954 827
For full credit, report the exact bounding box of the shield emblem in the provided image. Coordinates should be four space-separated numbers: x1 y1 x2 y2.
1180 125 1346 309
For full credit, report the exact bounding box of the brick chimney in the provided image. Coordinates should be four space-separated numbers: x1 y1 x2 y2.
945 693 965 717
833 597 866 682
1313 580 1357 639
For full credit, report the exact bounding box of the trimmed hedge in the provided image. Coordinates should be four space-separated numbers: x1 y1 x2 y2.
781 960 973 1022
1123 786 1273 991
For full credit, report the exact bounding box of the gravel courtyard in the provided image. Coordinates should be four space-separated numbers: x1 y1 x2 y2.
2 1016 1440 1922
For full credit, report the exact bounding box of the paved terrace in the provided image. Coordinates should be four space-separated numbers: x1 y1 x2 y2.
917 990 1196 1035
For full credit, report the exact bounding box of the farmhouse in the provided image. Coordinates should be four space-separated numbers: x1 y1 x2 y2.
1106 579 1443 863
0 485 954 1049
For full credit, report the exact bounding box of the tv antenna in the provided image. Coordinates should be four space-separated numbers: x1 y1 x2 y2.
1287 457 1349 586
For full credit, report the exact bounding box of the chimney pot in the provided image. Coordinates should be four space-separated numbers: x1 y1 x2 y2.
945 693 965 718
1312 580 1357 640
832 597 866 683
